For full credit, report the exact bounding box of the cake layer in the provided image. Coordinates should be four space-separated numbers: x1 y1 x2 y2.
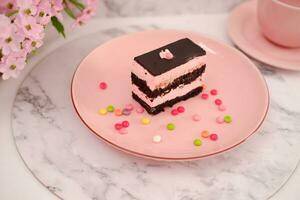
132 56 206 91
134 38 206 76
132 87 203 115
132 78 203 108
131 64 205 98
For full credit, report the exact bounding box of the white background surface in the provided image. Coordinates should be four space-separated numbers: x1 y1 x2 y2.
0 7 300 200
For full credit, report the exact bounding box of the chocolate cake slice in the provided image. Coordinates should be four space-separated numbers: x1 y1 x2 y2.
131 38 206 115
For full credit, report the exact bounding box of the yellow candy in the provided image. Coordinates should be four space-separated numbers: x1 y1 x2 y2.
141 117 150 125
114 108 122 116
201 130 210 138
98 108 107 115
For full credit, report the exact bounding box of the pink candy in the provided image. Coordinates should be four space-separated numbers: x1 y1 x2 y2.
122 109 131 116
201 93 209 100
218 104 226 111
192 114 201 121
159 49 174 60
122 120 129 127
99 82 107 90
210 89 218 95
177 106 185 113
136 107 144 113
171 109 179 116
216 116 224 124
215 99 222 106
114 120 130 131
171 106 185 116
210 133 218 141
114 123 123 130
125 104 134 111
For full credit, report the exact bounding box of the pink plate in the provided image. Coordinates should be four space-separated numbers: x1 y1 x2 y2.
71 30 269 161
228 0 300 71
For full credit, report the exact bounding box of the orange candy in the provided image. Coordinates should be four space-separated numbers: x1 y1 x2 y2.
114 108 122 116
201 130 210 138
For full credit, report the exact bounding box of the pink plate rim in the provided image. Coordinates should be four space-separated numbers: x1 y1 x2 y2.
70 29 270 161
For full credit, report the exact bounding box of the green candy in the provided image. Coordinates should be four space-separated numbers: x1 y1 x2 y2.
106 105 115 112
193 139 202 147
166 123 175 131
224 115 232 123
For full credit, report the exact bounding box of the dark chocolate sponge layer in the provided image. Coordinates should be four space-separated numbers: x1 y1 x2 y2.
134 38 206 76
132 86 203 115
131 64 205 99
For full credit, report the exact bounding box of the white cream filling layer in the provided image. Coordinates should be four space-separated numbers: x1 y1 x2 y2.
132 78 203 107
132 56 206 91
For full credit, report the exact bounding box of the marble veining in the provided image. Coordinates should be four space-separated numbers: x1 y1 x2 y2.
97 0 246 17
12 18 300 200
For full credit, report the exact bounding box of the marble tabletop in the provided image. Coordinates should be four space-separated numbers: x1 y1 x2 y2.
1 0 300 199
10 14 300 200
96 0 245 17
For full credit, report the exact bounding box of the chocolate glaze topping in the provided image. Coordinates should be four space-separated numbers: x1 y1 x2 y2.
134 38 206 76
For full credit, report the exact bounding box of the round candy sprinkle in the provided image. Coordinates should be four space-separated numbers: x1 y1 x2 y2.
193 139 202 146
106 105 115 112
114 123 123 130
224 115 232 123
201 93 209 100
218 104 226 111
119 128 128 134
210 133 218 141
125 104 134 111
141 117 150 125
216 116 224 124
114 108 122 116
192 114 201 121
152 135 162 143
99 82 107 90
122 108 131 116
171 109 179 116
166 123 175 131
136 107 144 113
201 130 210 138
98 108 107 115
210 89 218 95
122 120 130 128
214 99 222 106
177 106 185 113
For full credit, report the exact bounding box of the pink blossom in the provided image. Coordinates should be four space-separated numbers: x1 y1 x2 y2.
0 30 25 55
36 0 52 25
16 0 37 16
22 37 43 52
0 0 17 14
50 0 63 20
51 0 63 11
15 14 43 40
0 14 12 38
0 0 98 80
0 50 26 80
0 15 25 55
72 0 98 27
33 0 41 4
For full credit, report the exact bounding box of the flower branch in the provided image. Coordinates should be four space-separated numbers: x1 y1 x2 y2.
0 0 98 80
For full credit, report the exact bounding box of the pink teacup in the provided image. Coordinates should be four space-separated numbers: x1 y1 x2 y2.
257 0 300 48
